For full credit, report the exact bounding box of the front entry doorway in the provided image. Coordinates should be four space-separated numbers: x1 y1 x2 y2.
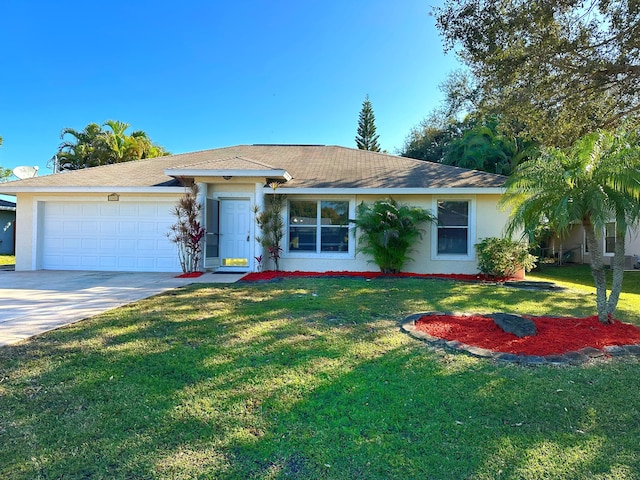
218 198 252 271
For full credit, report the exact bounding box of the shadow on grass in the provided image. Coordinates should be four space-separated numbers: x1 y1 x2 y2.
224 348 640 479
1 278 638 479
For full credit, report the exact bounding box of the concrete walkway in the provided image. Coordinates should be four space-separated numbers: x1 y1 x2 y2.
0 270 245 346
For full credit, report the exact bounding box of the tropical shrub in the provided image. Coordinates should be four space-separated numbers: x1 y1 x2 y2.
475 237 537 278
167 184 205 273
353 198 434 274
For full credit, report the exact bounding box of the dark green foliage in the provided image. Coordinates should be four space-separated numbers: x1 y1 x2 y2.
400 116 462 163
401 114 536 175
434 0 640 147
443 117 536 175
475 237 537 278
355 94 381 152
353 198 434 273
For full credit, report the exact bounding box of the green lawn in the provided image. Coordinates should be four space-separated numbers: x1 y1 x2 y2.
1 267 639 479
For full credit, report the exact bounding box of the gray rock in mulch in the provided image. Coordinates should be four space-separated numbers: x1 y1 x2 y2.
491 312 538 338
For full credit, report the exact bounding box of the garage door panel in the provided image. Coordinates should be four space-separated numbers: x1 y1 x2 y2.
100 222 118 234
80 222 100 235
62 256 81 267
81 238 98 249
99 238 117 250
82 204 100 216
42 201 180 272
63 221 82 233
80 256 99 268
63 204 83 216
63 238 81 249
136 239 157 250
98 256 118 268
139 222 160 234
118 204 140 216
119 222 138 235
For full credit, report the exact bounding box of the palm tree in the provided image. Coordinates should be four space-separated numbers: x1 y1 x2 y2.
443 118 535 175
102 120 131 163
56 121 170 171
57 123 107 170
502 125 640 323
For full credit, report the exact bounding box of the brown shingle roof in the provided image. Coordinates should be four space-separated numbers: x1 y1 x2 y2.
0 145 506 190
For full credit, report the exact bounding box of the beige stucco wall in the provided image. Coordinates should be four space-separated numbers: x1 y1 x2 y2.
278 193 512 275
14 192 36 271
15 186 513 275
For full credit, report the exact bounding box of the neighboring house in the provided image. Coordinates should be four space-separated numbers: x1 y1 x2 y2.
0 199 16 255
0 145 510 274
548 223 640 269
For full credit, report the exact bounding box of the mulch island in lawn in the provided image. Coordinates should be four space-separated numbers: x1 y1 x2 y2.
412 313 640 357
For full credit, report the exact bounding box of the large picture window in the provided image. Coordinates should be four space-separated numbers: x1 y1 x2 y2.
289 200 349 253
437 201 469 255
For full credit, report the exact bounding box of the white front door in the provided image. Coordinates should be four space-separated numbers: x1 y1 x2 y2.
218 198 252 271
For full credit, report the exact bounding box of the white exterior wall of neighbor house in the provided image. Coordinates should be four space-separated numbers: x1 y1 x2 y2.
14 192 184 272
552 223 640 266
276 193 510 275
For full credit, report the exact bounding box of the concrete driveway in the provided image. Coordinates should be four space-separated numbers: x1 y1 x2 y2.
0 270 245 346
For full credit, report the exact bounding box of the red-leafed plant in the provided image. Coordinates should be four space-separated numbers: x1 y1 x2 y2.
167 183 206 273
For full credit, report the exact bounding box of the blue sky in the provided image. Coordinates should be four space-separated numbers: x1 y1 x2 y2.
0 0 459 176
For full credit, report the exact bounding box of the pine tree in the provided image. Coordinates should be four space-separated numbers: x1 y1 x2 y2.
355 95 381 152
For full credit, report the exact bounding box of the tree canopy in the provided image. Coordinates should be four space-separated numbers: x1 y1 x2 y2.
54 121 170 171
400 114 463 163
434 0 640 147
355 95 381 152
502 124 640 323
401 114 535 175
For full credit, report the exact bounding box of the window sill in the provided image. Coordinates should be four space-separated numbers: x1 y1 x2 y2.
432 254 475 261
283 252 355 260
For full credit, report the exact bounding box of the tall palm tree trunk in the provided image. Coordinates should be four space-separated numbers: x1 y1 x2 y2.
583 220 611 324
607 219 627 316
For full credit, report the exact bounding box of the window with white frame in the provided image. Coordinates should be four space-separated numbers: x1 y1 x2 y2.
605 222 616 254
436 200 470 255
288 200 350 253
584 221 617 255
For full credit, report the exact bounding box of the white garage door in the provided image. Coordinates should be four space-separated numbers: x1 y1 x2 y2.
41 201 180 272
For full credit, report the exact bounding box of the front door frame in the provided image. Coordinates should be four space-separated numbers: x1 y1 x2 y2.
213 192 254 272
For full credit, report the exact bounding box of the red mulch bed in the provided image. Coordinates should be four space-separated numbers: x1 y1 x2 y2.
175 272 204 278
414 314 640 356
241 270 509 282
